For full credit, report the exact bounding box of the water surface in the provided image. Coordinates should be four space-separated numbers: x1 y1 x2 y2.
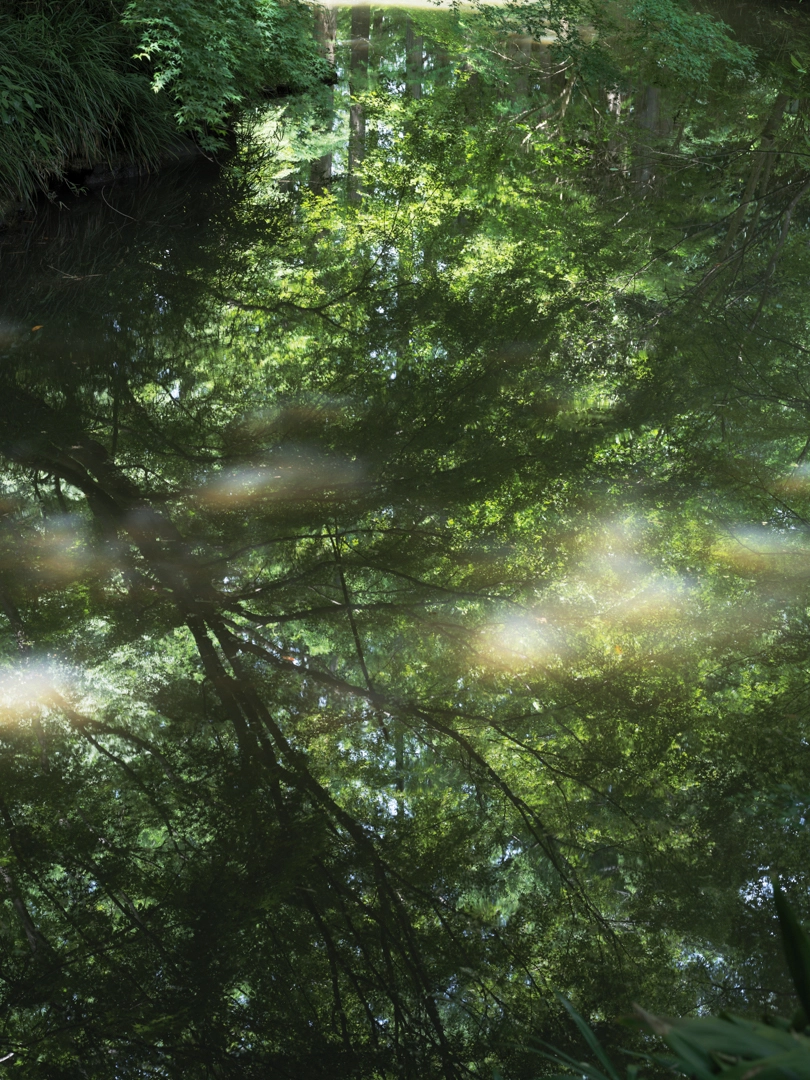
0 5 809 1075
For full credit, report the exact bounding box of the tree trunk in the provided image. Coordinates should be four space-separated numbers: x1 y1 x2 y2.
406 18 423 100
349 5 371 201
310 5 337 195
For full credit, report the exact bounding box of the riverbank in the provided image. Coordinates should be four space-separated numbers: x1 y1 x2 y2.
0 0 327 228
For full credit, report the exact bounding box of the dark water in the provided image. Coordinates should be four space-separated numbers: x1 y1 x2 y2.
0 5 809 1076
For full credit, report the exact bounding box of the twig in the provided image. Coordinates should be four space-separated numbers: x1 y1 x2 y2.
46 264 101 281
100 187 137 221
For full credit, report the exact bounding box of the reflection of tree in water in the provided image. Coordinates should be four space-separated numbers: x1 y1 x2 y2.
1 4 810 1076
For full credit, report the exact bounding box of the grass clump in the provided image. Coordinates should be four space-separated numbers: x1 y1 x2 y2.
0 2 177 207
0 0 330 213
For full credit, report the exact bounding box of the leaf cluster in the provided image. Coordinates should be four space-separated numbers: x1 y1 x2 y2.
534 887 810 1080
122 0 331 148
0 2 176 207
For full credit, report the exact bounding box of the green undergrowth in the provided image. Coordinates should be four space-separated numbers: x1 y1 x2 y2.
533 886 810 1080
122 0 330 148
0 0 328 215
0 3 177 209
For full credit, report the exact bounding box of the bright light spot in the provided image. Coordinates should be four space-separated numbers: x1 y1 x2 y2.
715 526 810 576
198 450 365 508
478 615 554 670
0 661 71 723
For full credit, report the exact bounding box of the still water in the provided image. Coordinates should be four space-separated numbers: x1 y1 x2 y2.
0 4 809 1075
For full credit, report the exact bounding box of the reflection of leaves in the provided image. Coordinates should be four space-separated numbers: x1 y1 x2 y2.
4 5 810 1076
626 0 754 84
536 895 810 1080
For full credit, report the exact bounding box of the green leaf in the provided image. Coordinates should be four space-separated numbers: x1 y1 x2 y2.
552 996 624 1080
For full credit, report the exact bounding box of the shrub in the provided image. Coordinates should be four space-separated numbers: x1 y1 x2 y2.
122 0 331 149
0 1 176 206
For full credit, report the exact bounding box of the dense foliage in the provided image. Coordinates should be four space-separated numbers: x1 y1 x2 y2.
122 0 330 144
0 0 327 210
0 1 809 1077
539 888 810 1080
0 2 175 206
